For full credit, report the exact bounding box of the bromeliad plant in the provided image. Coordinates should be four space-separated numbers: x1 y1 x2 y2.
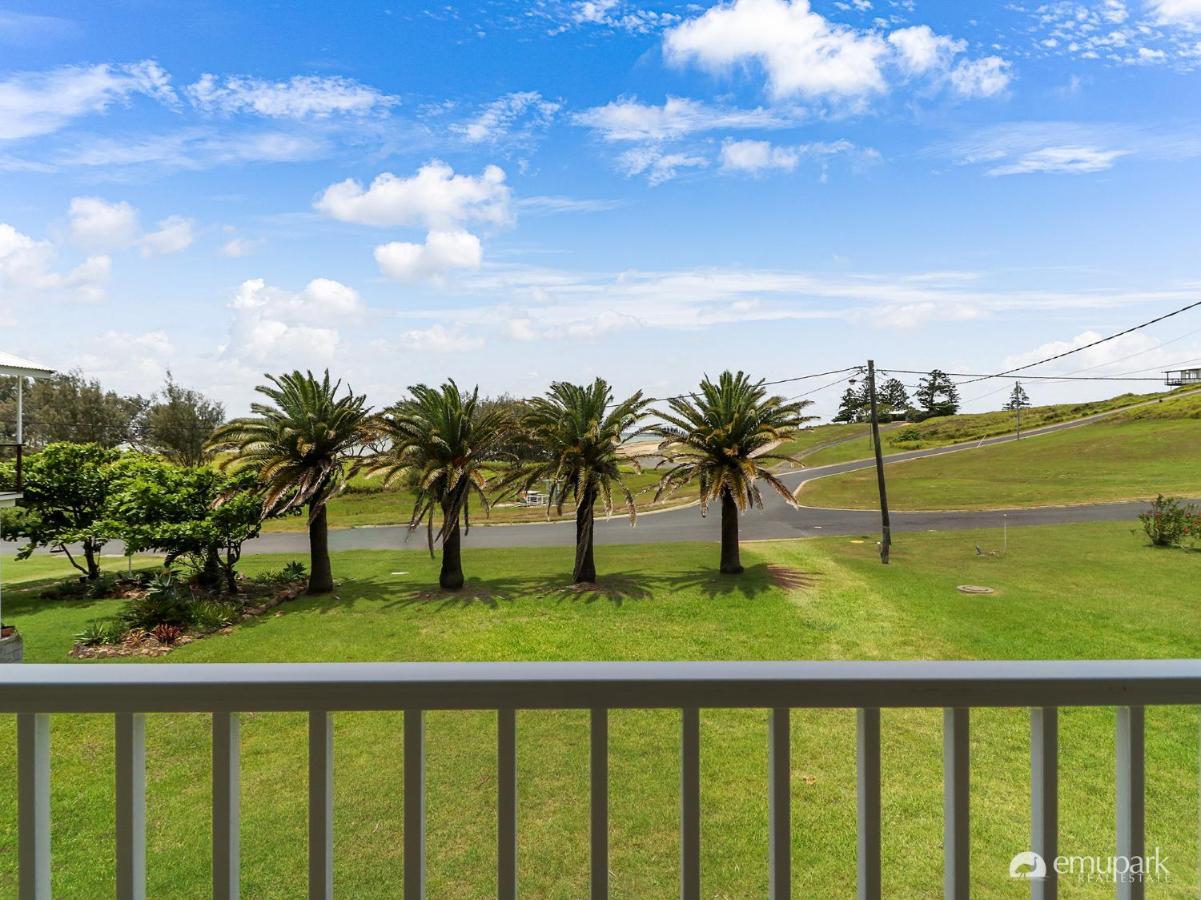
499 379 651 584
360 381 510 590
652 371 815 574
206 370 371 595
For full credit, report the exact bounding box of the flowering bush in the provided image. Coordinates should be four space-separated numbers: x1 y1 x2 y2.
1139 495 1201 547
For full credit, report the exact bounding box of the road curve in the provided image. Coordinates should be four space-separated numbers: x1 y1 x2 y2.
244 393 1189 555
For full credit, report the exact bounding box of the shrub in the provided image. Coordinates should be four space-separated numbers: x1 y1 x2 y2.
252 561 307 585
74 620 112 644
194 600 240 632
151 623 183 645
1139 495 1200 547
121 572 196 630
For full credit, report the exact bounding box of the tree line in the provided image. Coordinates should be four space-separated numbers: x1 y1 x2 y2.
833 369 963 423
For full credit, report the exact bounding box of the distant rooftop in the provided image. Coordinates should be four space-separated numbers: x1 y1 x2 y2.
0 351 54 378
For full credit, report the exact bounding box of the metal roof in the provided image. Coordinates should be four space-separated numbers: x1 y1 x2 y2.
0 351 54 378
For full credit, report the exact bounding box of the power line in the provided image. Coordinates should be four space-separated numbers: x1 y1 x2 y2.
949 298 1201 386
878 369 1163 383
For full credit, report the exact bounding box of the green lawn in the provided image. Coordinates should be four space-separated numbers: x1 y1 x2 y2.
263 466 692 533
801 417 1201 510
796 389 1192 469
2 523 1199 897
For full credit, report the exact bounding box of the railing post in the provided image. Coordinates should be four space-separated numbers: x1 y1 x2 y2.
591 708 609 900
857 708 882 900
1031 708 1057 900
768 708 791 899
212 712 240 900
944 708 969 900
404 709 426 900
680 707 701 900
308 711 334 900
1116 707 1145 900
116 713 146 900
17 713 50 900
497 709 517 900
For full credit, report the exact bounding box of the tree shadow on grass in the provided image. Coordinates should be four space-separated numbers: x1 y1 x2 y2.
327 562 821 611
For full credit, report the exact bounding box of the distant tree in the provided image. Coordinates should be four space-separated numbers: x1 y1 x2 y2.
833 386 864 424
206 371 371 595
0 443 119 579
361 382 509 590
476 394 545 462
103 457 263 593
1004 382 1031 412
915 370 961 418
879 378 911 422
0 371 148 449
652 371 815 574
499 379 650 584
144 372 225 467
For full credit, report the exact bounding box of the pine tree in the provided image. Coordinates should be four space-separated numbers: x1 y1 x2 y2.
915 370 960 418
879 378 910 422
1004 382 1031 411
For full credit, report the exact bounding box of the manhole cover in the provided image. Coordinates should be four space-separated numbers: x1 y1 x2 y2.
957 585 996 595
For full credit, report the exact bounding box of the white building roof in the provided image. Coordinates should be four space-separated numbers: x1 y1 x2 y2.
0 351 54 378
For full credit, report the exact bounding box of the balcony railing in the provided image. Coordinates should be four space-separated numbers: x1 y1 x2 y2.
3 659 1199 899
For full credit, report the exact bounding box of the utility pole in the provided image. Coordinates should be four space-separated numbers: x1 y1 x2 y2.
1015 380 1023 440
866 360 892 564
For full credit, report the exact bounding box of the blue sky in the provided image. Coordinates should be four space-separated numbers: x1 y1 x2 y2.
1 0 1200 417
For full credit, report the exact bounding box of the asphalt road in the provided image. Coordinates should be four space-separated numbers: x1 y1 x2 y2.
244 395 1187 554
5 391 1189 558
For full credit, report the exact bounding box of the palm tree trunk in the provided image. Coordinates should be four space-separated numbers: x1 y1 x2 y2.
440 500 465 590
573 486 597 584
720 488 743 575
307 502 334 595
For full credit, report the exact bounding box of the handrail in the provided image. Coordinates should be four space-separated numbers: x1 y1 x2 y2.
3 659 1201 713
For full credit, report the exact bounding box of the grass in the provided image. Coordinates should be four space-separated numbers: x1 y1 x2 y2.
2 522 1199 897
797 389 1190 468
262 466 690 533
800 415 1201 511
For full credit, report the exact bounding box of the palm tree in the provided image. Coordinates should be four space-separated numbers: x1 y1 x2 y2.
652 371 815 575
500 379 650 584
206 370 370 595
360 381 509 590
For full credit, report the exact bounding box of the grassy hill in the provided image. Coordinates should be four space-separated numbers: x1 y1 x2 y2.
800 391 1201 510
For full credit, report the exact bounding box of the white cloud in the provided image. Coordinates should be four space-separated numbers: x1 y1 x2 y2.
222 277 361 363
52 129 329 171
185 74 397 119
68 197 140 249
0 222 109 303
139 215 194 257
67 197 194 256
374 229 483 281
454 91 560 143
1150 0 1201 24
560 0 681 33
987 145 1129 175
664 0 890 100
720 137 868 174
0 60 174 140
720 139 801 172
664 0 1013 103
574 96 796 141
219 236 257 257
398 324 484 352
315 161 512 229
949 56 1013 98
618 146 708 184
888 25 965 74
